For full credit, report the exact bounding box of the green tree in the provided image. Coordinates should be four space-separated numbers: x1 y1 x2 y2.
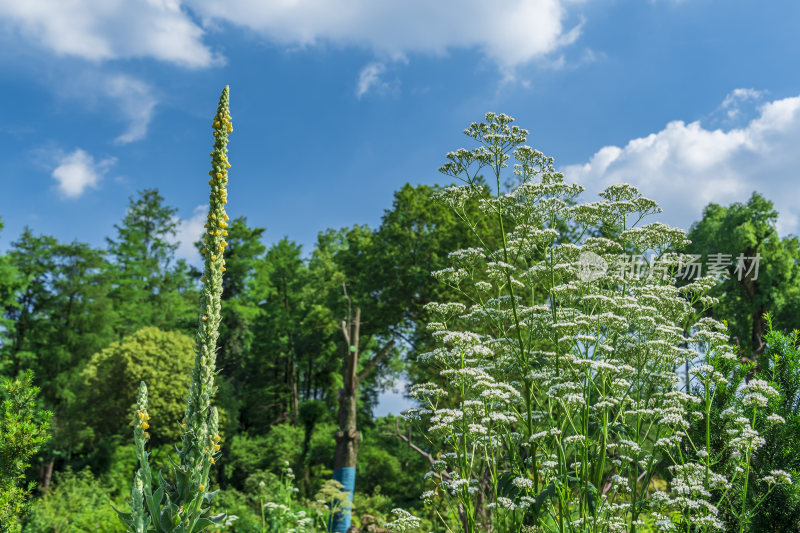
687 193 800 363
2 232 116 487
0 219 24 375
247 239 325 428
0 371 51 532
2 229 57 379
80 327 195 445
106 189 197 337
337 184 491 353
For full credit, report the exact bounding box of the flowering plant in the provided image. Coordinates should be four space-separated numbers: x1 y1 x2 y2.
404 113 792 532
117 86 232 533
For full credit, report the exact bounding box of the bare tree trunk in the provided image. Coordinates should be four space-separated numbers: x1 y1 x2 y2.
332 307 361 533
40 459 54 493
331 300 395 533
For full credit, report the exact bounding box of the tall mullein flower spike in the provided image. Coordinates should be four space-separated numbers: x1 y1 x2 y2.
120 87 230 533
181 86 231 480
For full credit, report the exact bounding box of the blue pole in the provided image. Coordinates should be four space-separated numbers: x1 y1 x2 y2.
329 467 356 532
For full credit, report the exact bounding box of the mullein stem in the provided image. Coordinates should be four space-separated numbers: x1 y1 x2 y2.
121 86 231 533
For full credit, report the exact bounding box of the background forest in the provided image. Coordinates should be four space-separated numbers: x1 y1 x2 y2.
1 165 799 531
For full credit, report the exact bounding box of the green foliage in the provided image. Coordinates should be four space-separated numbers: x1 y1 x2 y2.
404 112 789 532
355 421 432 509
747 319 800 532
23 469 123 533
225 425 303 487
3 231 117 456
245 238 341 429
106 188 197 337
0 219 24 370
0 371 51 532
207 488 261 532
687 193 800 361
80 327 195 444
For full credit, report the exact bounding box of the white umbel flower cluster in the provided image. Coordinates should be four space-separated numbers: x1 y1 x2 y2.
398 113 790 533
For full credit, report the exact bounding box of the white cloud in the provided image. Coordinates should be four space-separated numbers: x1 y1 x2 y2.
173 205 206 266
103 75 158 144
186 0 580 71
356 62 386 98
0 0 217 67
564 93 800 236
719 88 765 119
1 1 582 76
51 149 115 198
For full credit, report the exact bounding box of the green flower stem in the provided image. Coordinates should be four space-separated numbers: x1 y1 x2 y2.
120 86 231 533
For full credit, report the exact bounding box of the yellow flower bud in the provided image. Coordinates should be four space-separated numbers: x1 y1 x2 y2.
214 444 220 451
210 457 215 464
198 484 205 492
211 254 217 261
202 315 208 322
144 432 150 439
141 421 149 429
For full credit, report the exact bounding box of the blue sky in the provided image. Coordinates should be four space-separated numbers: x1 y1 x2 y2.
1 0 799 263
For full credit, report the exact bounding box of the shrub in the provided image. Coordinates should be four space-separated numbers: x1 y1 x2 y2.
0 371 51 532
81 328 195 444
23 469 122 533
225 425 303 487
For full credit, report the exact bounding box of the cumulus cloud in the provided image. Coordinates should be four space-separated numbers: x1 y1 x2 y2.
564 92 800 236
0 0 217 67
185 0 580 71
51 148 116 198
173 205 206 266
